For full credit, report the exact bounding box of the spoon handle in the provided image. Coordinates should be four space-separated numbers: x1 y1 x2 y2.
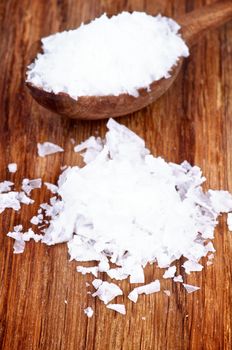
177 0 232 46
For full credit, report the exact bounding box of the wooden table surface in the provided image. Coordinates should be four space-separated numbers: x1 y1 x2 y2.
0 0 232 349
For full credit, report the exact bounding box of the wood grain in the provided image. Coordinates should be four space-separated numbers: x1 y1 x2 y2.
0 0 231 349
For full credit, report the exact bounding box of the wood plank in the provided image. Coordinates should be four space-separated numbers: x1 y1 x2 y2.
0 0 231 349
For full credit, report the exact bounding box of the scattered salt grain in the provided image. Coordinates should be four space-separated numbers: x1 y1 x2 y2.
0 192 21 213
84 307 94 318
64 300 68 304
106 304 126 315
163 266 176 279
128 280 160 303
37 142 64 157
18 192 34 205
164 290 171 296
208 253 214 260
44 182 58 194
173 275 183 283
227 213 232 231
183 284 200 293
26 12 189 100
0 181 14 193
30 216 40 225
92 279 103 289
7 226 43 254
77 266 98 277
22 178 42 195
182 261 203 275
92 282 123 304
8 163 17 173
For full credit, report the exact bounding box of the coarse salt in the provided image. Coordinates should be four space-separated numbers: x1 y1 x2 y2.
2 118 232 314
106 304 126 315
92 282 123 304
37 142 64 157
84 307 94 318
183 284 200 294
27 12 189 100
8 163 17 173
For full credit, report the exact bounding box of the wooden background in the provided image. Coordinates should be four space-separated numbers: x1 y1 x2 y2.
0 0 232 349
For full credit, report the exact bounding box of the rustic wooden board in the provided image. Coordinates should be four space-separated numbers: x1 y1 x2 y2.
0 0 231 349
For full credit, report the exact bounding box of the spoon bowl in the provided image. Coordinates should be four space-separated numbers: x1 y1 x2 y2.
26 1 232 120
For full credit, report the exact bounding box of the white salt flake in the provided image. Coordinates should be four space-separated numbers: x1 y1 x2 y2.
22 178 42 195
27 12 189 100
173 275 183 283
128 280 160 303
164 290 171 296
208 253 214 260
183 283 200 293
8 163 17 173
30 216 40 225
77 266 98 277
209 190 232 213
206 261 213 266
163 266 176 279
44 182 58 194
37 142 64 157
0 181 14 193
18 192 34 205
106 304 126 315
182 261 203 275
92 282 123 304
84 307 94 318
92 279 103 289
0 192 21 213
227 213 232 231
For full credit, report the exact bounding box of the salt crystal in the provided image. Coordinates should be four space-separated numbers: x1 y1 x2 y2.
227 213 232 231
106 304 126 315
173 275 183 283
164 290 171 296
8 163 17 173
27 12 189 100
92 279 103 289
22 178 42 195
37 142 64 157
208 253 214 260
128 289 138 303
77 266 98 277
182 261 203 275
98 260 110 272
44 182 58 194
92 282 123 304
0 181 14 193
18 192 34 205
84 307 94 318
0 192 21 213
163 266 176 279
183 283 200 293
30 216 40 225
128 280 160 303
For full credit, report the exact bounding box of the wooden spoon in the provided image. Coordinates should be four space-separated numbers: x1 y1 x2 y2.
26 1 232 120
